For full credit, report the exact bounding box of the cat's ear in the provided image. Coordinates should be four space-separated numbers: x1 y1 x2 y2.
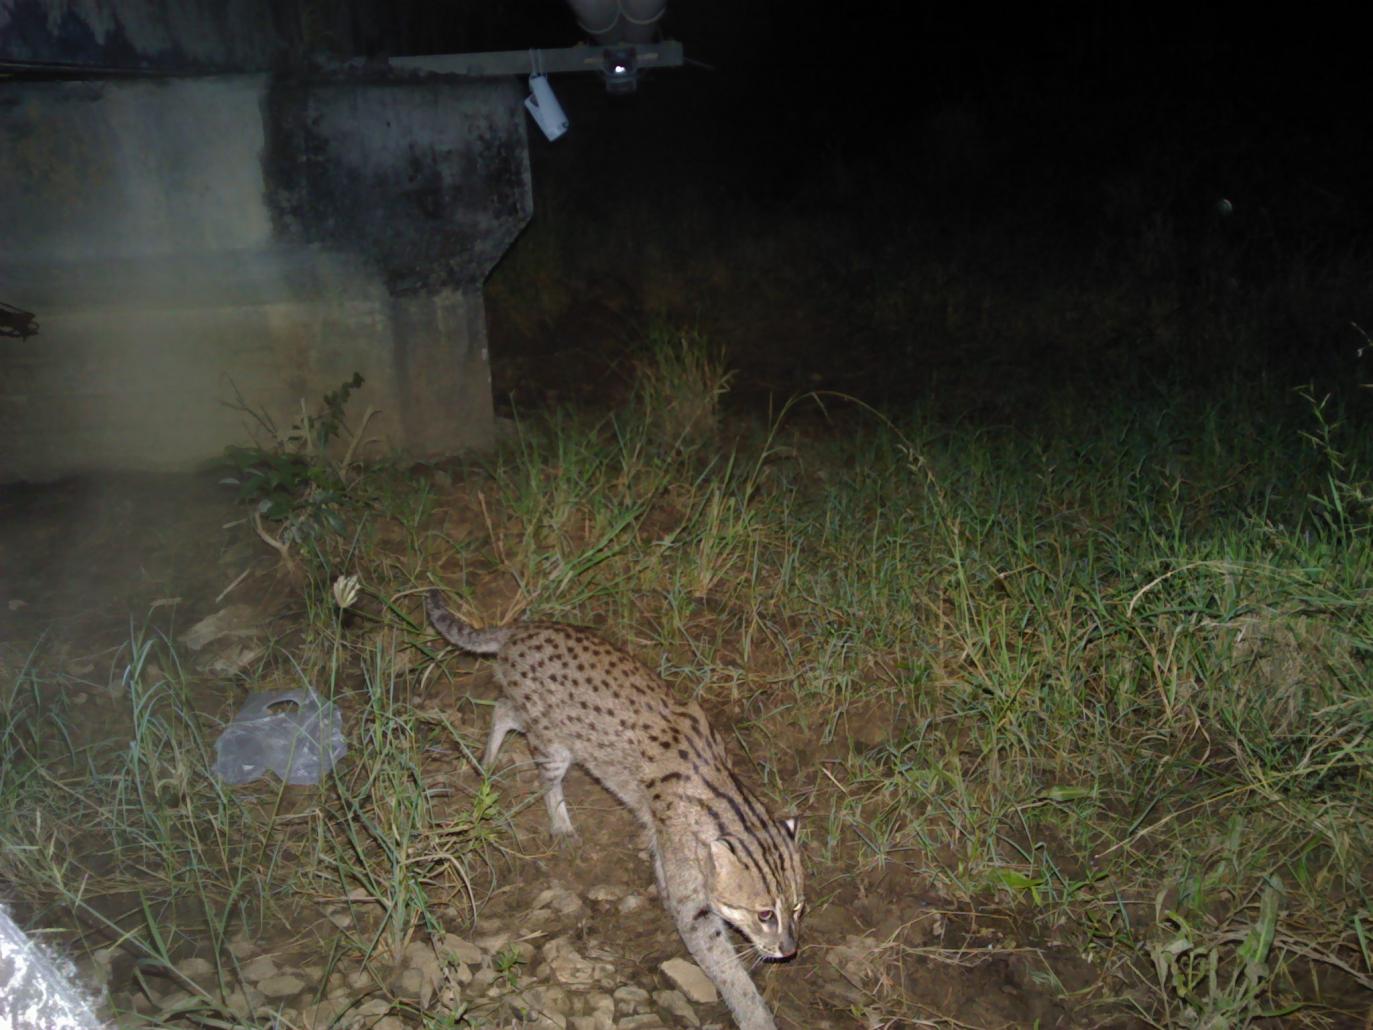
781 817 799 840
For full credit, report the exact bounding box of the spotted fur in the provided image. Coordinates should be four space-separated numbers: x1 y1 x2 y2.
425 590 803 1030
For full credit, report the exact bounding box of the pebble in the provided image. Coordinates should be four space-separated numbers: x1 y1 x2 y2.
653 988 701 1026
534 883 585 915
442 932 484 967
176 957 214 980
258 974 305 998
659 957 718 1005
613 984 653 1014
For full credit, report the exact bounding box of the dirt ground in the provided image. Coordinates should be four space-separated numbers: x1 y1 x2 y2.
0 463 1143 1029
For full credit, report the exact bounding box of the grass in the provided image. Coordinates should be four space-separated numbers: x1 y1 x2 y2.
3 319 1372 1026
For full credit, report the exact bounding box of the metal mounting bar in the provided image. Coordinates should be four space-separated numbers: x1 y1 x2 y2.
389 41 683 78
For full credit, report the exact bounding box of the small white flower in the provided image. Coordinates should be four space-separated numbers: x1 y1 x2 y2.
332 574 360 610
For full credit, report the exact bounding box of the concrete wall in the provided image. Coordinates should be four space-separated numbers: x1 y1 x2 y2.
0 73 531 481
0 0 284 70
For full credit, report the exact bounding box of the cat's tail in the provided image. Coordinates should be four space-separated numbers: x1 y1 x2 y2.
424 590 511 654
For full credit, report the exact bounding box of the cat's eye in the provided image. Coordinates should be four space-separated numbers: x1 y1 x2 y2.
758 909 775 924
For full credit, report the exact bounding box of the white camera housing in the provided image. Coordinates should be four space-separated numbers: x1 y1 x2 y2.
525 74 569 142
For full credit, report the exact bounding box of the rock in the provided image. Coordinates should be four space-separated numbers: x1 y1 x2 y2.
441 933 484 967
474 929 513 954
181 604 260 651
324 906 352 929
227 936 256 960
468 967 497 995
543 937 613 987
586 990 616 1019
618 893 649 915
534 883 585 915
398 967 426 1001
613 984 653 1014
402 939 444 1007
659 958 718 1005
176 957 214 980
303 997 350 1026
532 984 573 1025
239 955 277 982
220 984 262 1016
653 988 700 1026
205 643 263 677
827 933 883 986
258 974 305 999
619 1016 669 1030
585 884 630 903
355 997 391 1017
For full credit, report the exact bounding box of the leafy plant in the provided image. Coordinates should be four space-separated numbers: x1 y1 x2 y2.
221 373 379 566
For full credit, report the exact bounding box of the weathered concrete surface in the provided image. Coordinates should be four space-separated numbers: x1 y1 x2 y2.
0 73 529 481
0 0 283 70
263 77 532 294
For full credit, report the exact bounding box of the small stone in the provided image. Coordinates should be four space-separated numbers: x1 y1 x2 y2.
181 604 259 651
653 988 700 1026
659 958 718 1005
534 884 585 915
545 943 597 986
534 984 573 1022
442 933 484 967
475 929 512 954
398 967 425 999
239 955 278 982
176 957 214 980
618 893 648 915
324 906 352 929
585 884 630 903
619 1016 669 1030
613 984 653 1014
227 937 256 960
403 940 444 1006
582 994 615 1030
304 997 350 1026
221 985 262 1016
258 974 305 999
355 997 391 1017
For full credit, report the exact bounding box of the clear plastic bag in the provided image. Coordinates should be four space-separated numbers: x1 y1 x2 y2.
213 688 346 785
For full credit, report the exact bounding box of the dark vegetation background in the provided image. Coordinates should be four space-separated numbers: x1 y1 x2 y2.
358 3 1372 419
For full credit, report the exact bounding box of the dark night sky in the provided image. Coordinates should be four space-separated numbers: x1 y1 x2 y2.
457 4 1369 240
